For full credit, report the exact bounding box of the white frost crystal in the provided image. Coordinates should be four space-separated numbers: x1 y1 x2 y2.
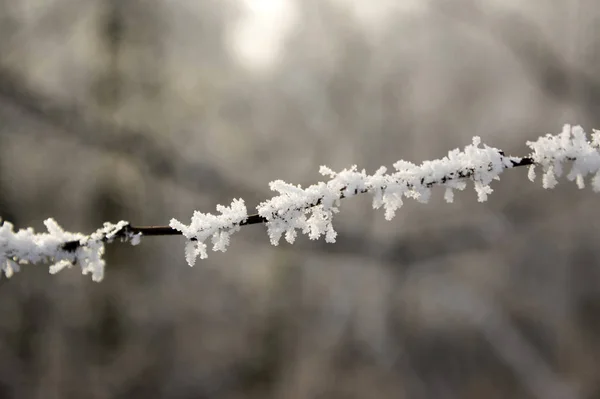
0 219 136 282
169 199 248 266
527 124 600 190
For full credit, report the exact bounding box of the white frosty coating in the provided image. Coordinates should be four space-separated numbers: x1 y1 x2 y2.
526 124 600 191
4 124 600 279
256 135 515 247
169 198 248 266
0 219 139 282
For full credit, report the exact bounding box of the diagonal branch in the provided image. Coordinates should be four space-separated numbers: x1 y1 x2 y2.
0 124 596 282
89 155 535 246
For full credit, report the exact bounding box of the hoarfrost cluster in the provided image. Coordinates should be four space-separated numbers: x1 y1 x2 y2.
0 219 140 282
169 198 248 266
1 124 599 281
526 125 600 190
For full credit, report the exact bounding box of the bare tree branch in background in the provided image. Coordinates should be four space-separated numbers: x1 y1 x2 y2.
434 0 600 125
0 67 254 200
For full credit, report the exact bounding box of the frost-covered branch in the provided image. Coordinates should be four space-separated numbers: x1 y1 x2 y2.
0 220 140 282
1 124 599 282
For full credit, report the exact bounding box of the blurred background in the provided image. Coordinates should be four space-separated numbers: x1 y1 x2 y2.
0 0 599 398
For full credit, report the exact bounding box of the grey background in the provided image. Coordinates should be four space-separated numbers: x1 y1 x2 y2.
0 1 599 398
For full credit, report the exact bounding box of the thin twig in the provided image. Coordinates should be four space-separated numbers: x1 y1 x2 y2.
60 155 535 252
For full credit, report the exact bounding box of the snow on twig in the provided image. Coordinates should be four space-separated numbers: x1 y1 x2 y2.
0 124 598 282
0 219 140 282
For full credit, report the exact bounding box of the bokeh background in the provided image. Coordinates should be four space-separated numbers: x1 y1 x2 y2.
0 0 599 398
